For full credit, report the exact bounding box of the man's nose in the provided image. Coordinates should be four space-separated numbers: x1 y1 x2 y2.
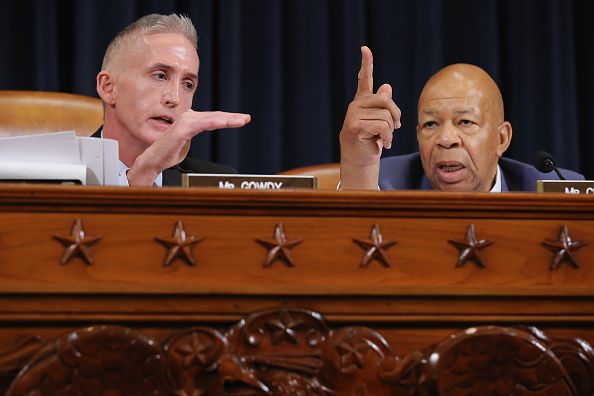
436 122 461 148
162 82 180 107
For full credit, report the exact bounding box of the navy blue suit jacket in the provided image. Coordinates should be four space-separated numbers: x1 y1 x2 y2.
378 153 584 192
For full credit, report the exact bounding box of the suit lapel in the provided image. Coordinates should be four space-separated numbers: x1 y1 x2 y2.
500 171 510 192
91 127 102 138
162 167 181 186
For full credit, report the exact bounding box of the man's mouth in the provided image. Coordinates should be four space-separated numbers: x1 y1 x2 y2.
152 116 173 125
435 161 467 184
438 164 465 172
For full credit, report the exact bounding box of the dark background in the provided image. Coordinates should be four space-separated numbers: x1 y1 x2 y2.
1 0 593 177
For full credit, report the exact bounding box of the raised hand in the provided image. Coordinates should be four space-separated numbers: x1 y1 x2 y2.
127 109 251 186
339 46 401 189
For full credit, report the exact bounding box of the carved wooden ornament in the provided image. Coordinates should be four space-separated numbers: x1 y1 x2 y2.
448 223 492 268
155 221 203 267
353 224 397 268
542 225 587 270
52 219 102 265
5 308 592 395
255 223 302 268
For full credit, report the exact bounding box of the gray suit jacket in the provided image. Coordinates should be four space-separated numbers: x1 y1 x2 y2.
378 153 584 192
91 128 236 186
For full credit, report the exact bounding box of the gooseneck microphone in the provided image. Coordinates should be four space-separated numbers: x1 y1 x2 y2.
533 151 566 180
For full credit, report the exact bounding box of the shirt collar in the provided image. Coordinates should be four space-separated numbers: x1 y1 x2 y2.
490 165 502 193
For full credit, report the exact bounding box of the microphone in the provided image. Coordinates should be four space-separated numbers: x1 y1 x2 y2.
533 151 566 180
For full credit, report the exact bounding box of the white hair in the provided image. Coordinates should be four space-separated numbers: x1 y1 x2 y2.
101 13 198 70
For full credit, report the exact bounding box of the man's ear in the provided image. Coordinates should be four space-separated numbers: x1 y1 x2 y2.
96 71 116 106
496 121 512 157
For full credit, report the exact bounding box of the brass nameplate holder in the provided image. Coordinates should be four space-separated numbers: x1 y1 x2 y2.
536 180 594 194
182 174 317 189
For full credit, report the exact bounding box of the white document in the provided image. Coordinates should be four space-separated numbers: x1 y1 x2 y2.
76 136 119 186
77 137 103 185
0 131 119 185
0 131 81 164
101 138 119 186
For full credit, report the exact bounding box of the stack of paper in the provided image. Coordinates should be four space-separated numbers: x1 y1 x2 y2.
0 131 119 185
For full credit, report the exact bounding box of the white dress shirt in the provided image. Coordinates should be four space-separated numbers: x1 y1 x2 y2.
490 165 502 192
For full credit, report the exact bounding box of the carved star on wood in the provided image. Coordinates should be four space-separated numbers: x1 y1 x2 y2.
53 219 102 265
265 310 303 345
542 225 587 270
174 333 214 367
448 224 492 268
353 224 397 268
155 221 203 267
255 223 302 268
336 341 365 369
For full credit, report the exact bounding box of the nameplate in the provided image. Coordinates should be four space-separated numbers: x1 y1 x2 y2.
181 174 317 189
536 180 594 194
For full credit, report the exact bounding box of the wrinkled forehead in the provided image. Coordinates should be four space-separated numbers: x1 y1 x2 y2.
141 33 199 66
420 86 483 106
419 82 484 113
418 71 502 121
